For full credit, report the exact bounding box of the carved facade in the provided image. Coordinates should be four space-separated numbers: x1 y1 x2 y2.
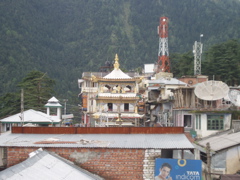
78 54 144 127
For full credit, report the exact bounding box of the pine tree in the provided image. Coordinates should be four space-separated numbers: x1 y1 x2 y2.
18 70 55 111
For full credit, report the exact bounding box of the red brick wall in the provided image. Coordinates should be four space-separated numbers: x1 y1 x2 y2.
178 77 208 86
7 147 37 167
7 147 145 180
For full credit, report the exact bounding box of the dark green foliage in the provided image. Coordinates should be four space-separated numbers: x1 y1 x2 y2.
0 70 55 118
0 92 20 118
1 0 240 114
170 51 194 78
202 40 240 86
18 70 55 111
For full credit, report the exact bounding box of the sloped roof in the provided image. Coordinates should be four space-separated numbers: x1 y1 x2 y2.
0 109 61 124
44 96 62 107
0 133 194 149
196 130 240 152
102 54 132 79
0 149 103 180
149 77 187 86
47 96 59 103
103 68 132 79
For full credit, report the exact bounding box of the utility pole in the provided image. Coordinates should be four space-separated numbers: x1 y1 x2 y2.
63 99 68 115
21 89 24 126
206 142 211 180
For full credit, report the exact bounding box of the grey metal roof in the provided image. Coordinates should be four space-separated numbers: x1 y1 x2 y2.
0 109 61 123
149 77 187 85
0 149 103 180
196 130 240 152
0 132 194 149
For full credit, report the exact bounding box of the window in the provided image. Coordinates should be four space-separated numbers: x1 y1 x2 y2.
184 115 192 127
124 103 129 111
207 115 224 130
125 85 132 92
108 103 113 111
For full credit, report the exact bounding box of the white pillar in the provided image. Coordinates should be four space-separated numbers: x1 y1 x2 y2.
46 107 50 115
57 107 61 119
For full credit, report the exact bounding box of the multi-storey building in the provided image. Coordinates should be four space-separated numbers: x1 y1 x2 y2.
78 54 144 127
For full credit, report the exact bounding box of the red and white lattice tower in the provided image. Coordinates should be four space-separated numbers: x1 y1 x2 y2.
156 17 171 73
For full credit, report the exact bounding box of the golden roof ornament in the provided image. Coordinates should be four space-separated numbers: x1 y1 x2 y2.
114 54 120 70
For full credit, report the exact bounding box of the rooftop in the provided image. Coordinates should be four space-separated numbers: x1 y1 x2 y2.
0 127 194 150
0 149 103 180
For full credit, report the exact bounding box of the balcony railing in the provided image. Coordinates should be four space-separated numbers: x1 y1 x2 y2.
82 87 98 93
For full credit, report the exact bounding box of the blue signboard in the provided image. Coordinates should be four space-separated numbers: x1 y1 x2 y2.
155 158 202 180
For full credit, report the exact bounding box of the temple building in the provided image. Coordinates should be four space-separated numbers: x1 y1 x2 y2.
78 54 145 127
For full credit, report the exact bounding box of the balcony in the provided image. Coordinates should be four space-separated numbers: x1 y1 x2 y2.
82 87 98 93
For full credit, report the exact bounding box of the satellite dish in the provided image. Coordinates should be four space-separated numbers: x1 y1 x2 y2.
228 89 240 106
194 80 229 101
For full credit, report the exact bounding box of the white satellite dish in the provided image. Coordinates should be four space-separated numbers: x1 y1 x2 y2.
194 80 229 101
228 89 240 106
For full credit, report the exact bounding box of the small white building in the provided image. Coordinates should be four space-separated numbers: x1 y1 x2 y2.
44 96 62 119
0 97 62 132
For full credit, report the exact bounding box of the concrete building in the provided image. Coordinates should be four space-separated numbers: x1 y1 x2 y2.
78 54 145 127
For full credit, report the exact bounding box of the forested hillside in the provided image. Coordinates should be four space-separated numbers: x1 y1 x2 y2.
1 0 240 101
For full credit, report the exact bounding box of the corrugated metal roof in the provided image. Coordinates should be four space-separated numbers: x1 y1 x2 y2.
149 77 187 85
197 130 240 152
0 109 61 123
0 149 103 180
0 132 194 149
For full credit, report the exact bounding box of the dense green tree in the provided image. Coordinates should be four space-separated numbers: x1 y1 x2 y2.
171 51 194 78
0 92 20 118
202 39 240 86
1 0 240 110
18 70 55 111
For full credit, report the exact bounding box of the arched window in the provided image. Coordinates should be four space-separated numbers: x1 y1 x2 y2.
124 85 132 92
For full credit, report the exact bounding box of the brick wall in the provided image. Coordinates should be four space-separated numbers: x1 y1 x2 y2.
7 147 148 180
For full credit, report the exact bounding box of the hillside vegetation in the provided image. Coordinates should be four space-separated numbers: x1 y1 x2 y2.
1 0 240 101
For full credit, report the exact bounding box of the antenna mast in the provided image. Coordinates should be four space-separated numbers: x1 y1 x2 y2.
156 17 171 73
193 35 203 75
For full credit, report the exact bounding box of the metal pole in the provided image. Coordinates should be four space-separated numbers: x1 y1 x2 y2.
63 99 68 115
21 89 24 126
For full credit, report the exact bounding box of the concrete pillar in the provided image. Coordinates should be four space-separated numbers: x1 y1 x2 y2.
46 107 50 115
57 107 61 119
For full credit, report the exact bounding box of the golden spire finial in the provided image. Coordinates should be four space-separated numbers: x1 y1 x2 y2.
114 54 120 70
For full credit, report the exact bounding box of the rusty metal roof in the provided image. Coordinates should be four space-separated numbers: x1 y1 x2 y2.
0 132 194 149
